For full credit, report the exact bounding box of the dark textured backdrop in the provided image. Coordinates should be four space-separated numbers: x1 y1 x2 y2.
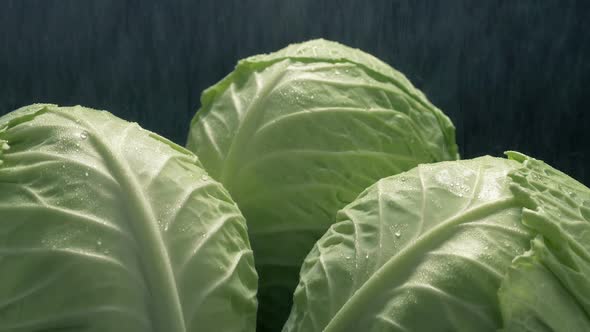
1 0 588 184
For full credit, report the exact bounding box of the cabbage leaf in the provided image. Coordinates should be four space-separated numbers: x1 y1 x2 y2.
498 152 590 331
285 152 590 331
283 156 531 331
186 39 458 330
0 105 257 331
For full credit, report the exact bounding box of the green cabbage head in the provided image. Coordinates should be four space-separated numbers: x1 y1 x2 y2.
0 104 257 332
186 39 459 330
284 153 590 332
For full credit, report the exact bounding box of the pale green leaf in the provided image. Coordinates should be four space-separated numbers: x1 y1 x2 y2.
186 39 458 330
0 105 257 332
498 237 590 332
498 151 590 330
283 156 531 332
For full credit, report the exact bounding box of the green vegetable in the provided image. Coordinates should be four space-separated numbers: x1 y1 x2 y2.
0 105 257 332
498 152 590 331
284 156 531 331
186 39 458 330
284 153 590 331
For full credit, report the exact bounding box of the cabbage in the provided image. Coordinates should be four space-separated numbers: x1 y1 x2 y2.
0 105 257 331
284 153 590 332
284 156 530 331
186 39 458 330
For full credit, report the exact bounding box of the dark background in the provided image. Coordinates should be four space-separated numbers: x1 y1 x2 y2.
1 0 588 185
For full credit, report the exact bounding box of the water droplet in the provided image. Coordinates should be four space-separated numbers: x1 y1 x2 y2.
200 175 208 181
62 164 66 169
75 143 80 148
97 240 102 246
365 254 369 259
79 131 88 140
395 231 401 238
400 176 406 182
85 171 89 177
345 255 351 260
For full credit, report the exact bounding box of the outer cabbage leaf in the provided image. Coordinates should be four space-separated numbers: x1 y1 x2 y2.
186 39 458 330
498 238 590 332
498 152 590 331
0 105 257 331
283 156 531 332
